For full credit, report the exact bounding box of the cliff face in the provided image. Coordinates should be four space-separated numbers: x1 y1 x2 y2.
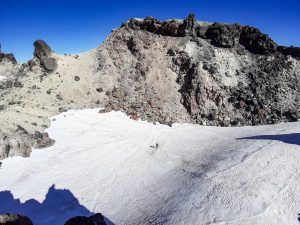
102 15 300 126
0 14 299 159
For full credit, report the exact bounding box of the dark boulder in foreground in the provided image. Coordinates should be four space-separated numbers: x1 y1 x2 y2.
0 213 33 225
33 39 57 71
64 213 107 225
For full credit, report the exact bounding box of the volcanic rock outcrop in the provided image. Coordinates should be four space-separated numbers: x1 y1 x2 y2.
0 213 33 225
0 14 299 159
33 39 57 71
64 213 107 225
0 53 17 64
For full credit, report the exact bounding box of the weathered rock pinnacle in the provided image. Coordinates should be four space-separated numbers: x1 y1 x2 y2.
33 39 57 71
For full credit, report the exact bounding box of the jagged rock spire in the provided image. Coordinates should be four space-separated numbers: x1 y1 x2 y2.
34 39 52 59
33 40 57 71
182 13 196 36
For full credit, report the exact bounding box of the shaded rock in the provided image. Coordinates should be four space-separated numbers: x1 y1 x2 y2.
179 13 197 36
33 131 55 148
0 53 17 64
141 16 162 33
130 113 139 121
64 213 107 225
34 40 52 58
112 88 125 98
96 87 103 93
159 20 181 36
127 37 140 56
33 40 57 71
0 213 33 225
205 23 242 47
239 26 277 54
123 18 143 30
278 46 300 59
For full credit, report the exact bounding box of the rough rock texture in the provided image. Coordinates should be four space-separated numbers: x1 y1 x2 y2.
64 213 106 225
239 26 277 54
278 46 300 59
205 23 242 47
0 213 33 225
33 40 57 71
104 16 299 126
0 14 299 159
0 53 17 64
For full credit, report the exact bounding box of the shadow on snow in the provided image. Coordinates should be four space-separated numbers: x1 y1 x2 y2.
237 133 300 146
0 184 114 225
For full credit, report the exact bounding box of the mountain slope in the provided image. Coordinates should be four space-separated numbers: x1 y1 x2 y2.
0 14 299 159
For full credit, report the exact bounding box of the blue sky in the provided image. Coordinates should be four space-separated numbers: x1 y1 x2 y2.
1 0 299 62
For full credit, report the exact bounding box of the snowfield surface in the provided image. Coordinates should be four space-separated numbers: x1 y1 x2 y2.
0 109 300 225
0 75 6 81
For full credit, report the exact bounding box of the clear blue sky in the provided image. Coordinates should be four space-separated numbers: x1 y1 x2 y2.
1 0 299 62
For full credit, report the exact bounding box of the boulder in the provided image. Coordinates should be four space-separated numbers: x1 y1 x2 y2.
205 23 242 47
141 16 162 33
239 26 277 54
123 18 143 30
159 20 181 36
0 213 33 225
33 39 57 71
64 213 107 225
34 39 52 58
0 53 17 64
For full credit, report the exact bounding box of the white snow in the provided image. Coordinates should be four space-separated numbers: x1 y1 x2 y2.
0 75 6 81
0 108 299 225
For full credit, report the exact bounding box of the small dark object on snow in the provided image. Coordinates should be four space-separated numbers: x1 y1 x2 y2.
150 143 159 148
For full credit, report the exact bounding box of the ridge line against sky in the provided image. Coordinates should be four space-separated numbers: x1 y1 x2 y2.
0 0 299 62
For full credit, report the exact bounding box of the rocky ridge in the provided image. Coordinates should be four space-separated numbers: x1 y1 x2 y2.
0 213 106 225
0 14 299 159
0 213 33 225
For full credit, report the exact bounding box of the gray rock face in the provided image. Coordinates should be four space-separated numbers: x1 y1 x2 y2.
33 39 57 71
104 17 299 126
0 213 33 225
64 213 107 225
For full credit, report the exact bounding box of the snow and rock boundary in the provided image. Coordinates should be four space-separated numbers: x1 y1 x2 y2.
0 14 299 159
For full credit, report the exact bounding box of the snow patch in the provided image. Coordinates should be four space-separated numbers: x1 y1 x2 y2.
0 109 299 225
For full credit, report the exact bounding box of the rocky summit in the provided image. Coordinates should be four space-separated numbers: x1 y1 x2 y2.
0 14 299 159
